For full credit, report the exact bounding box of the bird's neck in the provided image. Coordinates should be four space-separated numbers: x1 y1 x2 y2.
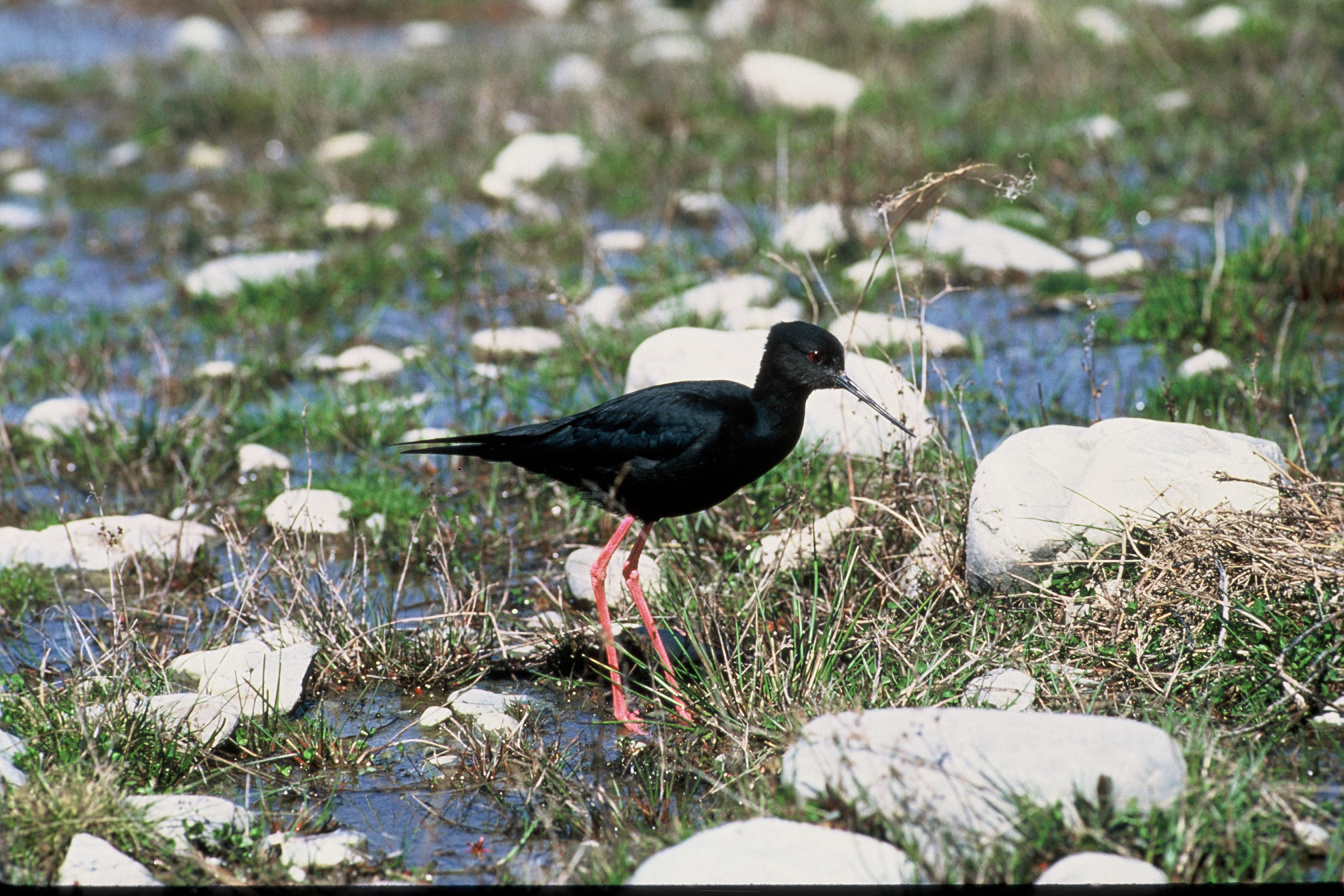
751 376 811 433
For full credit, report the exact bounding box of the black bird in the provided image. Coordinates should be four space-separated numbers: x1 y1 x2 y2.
400 320 916 733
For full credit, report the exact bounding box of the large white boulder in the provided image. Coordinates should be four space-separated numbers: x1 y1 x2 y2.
625 327 934 456
966 418 1285 591
628 817 916 884
782 707 1186 868
0 515 217 572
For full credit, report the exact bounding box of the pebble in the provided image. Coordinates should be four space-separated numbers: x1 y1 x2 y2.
184 141 230 171
6 168 48 196
595 229 646 253
752 507 858 572
314 131 374 164
737 51 863 115
264 488 353 535
0 202 44 231
1176 347 1233 378
1078 114 1123 143
1189 4 1245 39
577 284 630 329
1074 7 1129 44
183 250 323 299
238 443 291 475
775 202 847 255
323 200 398 231
1085 248 1145 279
829 311 968 357
478 133 591 200
705 0 767 39
193 359 238 379
630 33 708 66
401 20 453 48
469 326 563 361
963 668 1036 711
21 395 97 441
168 15 234 54
549 53 604 93
565 544 664 609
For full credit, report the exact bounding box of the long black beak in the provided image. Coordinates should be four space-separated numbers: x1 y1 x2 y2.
836 372 917 438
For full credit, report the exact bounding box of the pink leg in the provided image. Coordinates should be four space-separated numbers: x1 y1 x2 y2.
591 514 645 734
623 521 694 723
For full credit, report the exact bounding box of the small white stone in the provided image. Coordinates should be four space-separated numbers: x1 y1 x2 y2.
963 668 1036 711
472 711 523 736
630 33 708 66
184 141 230 171
775 203 847 255
1176 348 1233 379
22 396 96 441
184 250 324 298
0 202 44 231
1079 114 1123 143
126 794 253 855
479 133 591 200
238 443 291 475
1085 248 1145 279
323 201 398 232
273 830 366 870
737 51 863 115
168 15 234 54
1065 236 1114 260
469 326 563 361
705 0 767 39
314 131 374 164
642 273 776 328
264 488 352 535
525 0 570 19
1294 820 1331 854
0 148 28 172
577 284 630 328
675 191 729 223
1178 206 1215 225
417 705 454 728
6 168 48 196
829 311 968 358
1189 4 1245 39
1036 852 1168 885
549 53 605 93
566 544 664 609
752 507 857 572
259 8 310 40
595 229 646 253
1075 7 1128 44
1154 89 1192 112
401 20 453 48
193 359 238 379
58 833 162 886
398 427 454 444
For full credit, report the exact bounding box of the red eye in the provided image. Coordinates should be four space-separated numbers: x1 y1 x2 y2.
807 351 822 363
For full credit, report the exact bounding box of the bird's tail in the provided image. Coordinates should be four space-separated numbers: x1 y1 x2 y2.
395 433 506 460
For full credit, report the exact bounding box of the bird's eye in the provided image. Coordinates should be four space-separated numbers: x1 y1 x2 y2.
807 351 822 363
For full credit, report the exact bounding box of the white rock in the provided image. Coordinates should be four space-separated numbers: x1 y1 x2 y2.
1036 852 1168 884
87 692 239 749
1065 236 1114 260
1179 206 1215 225
331 344 405 382
447 687 531 717
264 488 352 535
314 131 373 164
895 530 956 599
1154 89 1193 112
1176 348 1233 378
469 326 563 361
193 359 238 379
640 273 776 328
1189 4 1245 39
183 250 323 298
963 668 1036 711
58 833 162 886
705 0 767 39
577 284 630 329
566 544 664 609
1294 820 1331 854
595 229 646 253
1085 248 1145 279
549 53 604 93
184 141 230 171
965 419 1285 591
906 209 1079 276
775 203 847 254
1079 114 1123 143
479 133 591 200
105 140 143 169
6 168 48 196
829 311 968 357
782 708 1186 868
418 705 454 727
401 20 453 48
723 298 807 331
0 202 44 231
0 147 29 172
398 427 454 444
323 201 398 232
471 711 523 736
737 52 863 115
675 191 730 223
126 794 253 855
168 15 234 54
272 830 366 870
0 728 27 787
238 443 291 475
629 817 916 884
630 33 708 66
0 514 217 572
873 0 1007 27
259 8 310 40
1074 7 1128 44
625 327 934 456
629 0 692 34
173 642 318 718
525 0 571 19
752 507 858 572
22 395 96 441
